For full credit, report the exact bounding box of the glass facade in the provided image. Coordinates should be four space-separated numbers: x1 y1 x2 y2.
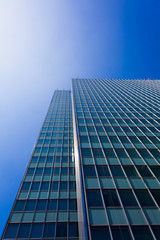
2 79 160 240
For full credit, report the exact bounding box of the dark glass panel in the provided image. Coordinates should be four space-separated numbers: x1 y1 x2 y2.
104 148 116 158
123 166 139 177
137 149 152 159
126 148 140 158
97 165 110 177
50 181 59 190
115 148 128 158
134 190 156 207
69 181 76 190
31 182 40 190
13 200 25 211
102 189 120 207
86 189 103 207
110 166 125 177
90 135 99 143
151 226 160 240
43 223 55 238
69 222 78 237
99 136 110 143
30 223 43 238
56 222 67 237
17 223 31 238
58 199 67 210
80 135 89 142
69 199 77 210
149 149 160 159
25 200 36 211
92 148 104 157
4 223 19 239
150 190 160 206
40 181 49 191
150 166 160 178
26 168 34 175
21 182 31 191
60 181 68 190
61 167 68 175
119 189 138 207
91 226 111 240
132 226 154 240
44 168 51 175
84 166 96 177
111 226 132 240
35 168 43 174
81 148 92 157
136 166 153 177
47 199 57 211
36 200 47 211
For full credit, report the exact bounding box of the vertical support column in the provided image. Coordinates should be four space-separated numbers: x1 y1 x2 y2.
71 83 88 240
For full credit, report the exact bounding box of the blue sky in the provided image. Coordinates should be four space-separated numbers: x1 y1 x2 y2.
0 0 160 234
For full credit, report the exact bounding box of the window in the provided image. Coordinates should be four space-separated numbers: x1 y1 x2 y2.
47 199 57 210
69 222 78 237
56 222 67 237
92 148 104 157
17 223 31 238
110 166 125 177
150 190 160 206
25 200 36 211
104 148 116 158
84 166 96 177
30 223 43 238
36 200 47 211
102 189 120 207
41 182 49 191
97 166 110 177
123 166 139 177
91 226 111 240
111 226 132 240
31 182 40 190
4 224 19 239
58 199 67 210
13 200 25 211
21 182 31 191
43 223 55 238
136 166 153 177
134 190 156 207
81 148 92 157
131 226 154 240
86 189 103 207
119 190 138 207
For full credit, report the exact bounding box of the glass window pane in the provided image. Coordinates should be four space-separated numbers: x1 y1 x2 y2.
131 226 154 240
43 223 55 238
111 226 132 240
30 223 43 238
86 189 103 207
102 189 120 207
4 224 19 239
91 226 111 240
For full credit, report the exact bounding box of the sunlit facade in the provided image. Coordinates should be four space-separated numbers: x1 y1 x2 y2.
2 79 160 240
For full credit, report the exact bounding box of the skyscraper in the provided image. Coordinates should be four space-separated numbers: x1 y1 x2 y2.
2 79 160 240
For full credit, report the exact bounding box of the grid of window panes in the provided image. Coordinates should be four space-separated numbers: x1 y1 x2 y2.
72 79 160 240
2 90 78 240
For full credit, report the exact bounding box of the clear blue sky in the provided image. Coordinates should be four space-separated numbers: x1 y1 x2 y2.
0 0 160 235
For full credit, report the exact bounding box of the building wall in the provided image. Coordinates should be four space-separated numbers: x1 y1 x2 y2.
72 79 160 240
2 79 160 240
2 90 79 239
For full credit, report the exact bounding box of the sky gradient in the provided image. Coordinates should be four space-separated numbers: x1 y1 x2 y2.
0 0 160 235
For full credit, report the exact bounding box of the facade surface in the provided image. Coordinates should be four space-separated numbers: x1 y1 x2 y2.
2 79 160 240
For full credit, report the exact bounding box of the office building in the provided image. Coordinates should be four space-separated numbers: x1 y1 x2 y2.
2 79 160 239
